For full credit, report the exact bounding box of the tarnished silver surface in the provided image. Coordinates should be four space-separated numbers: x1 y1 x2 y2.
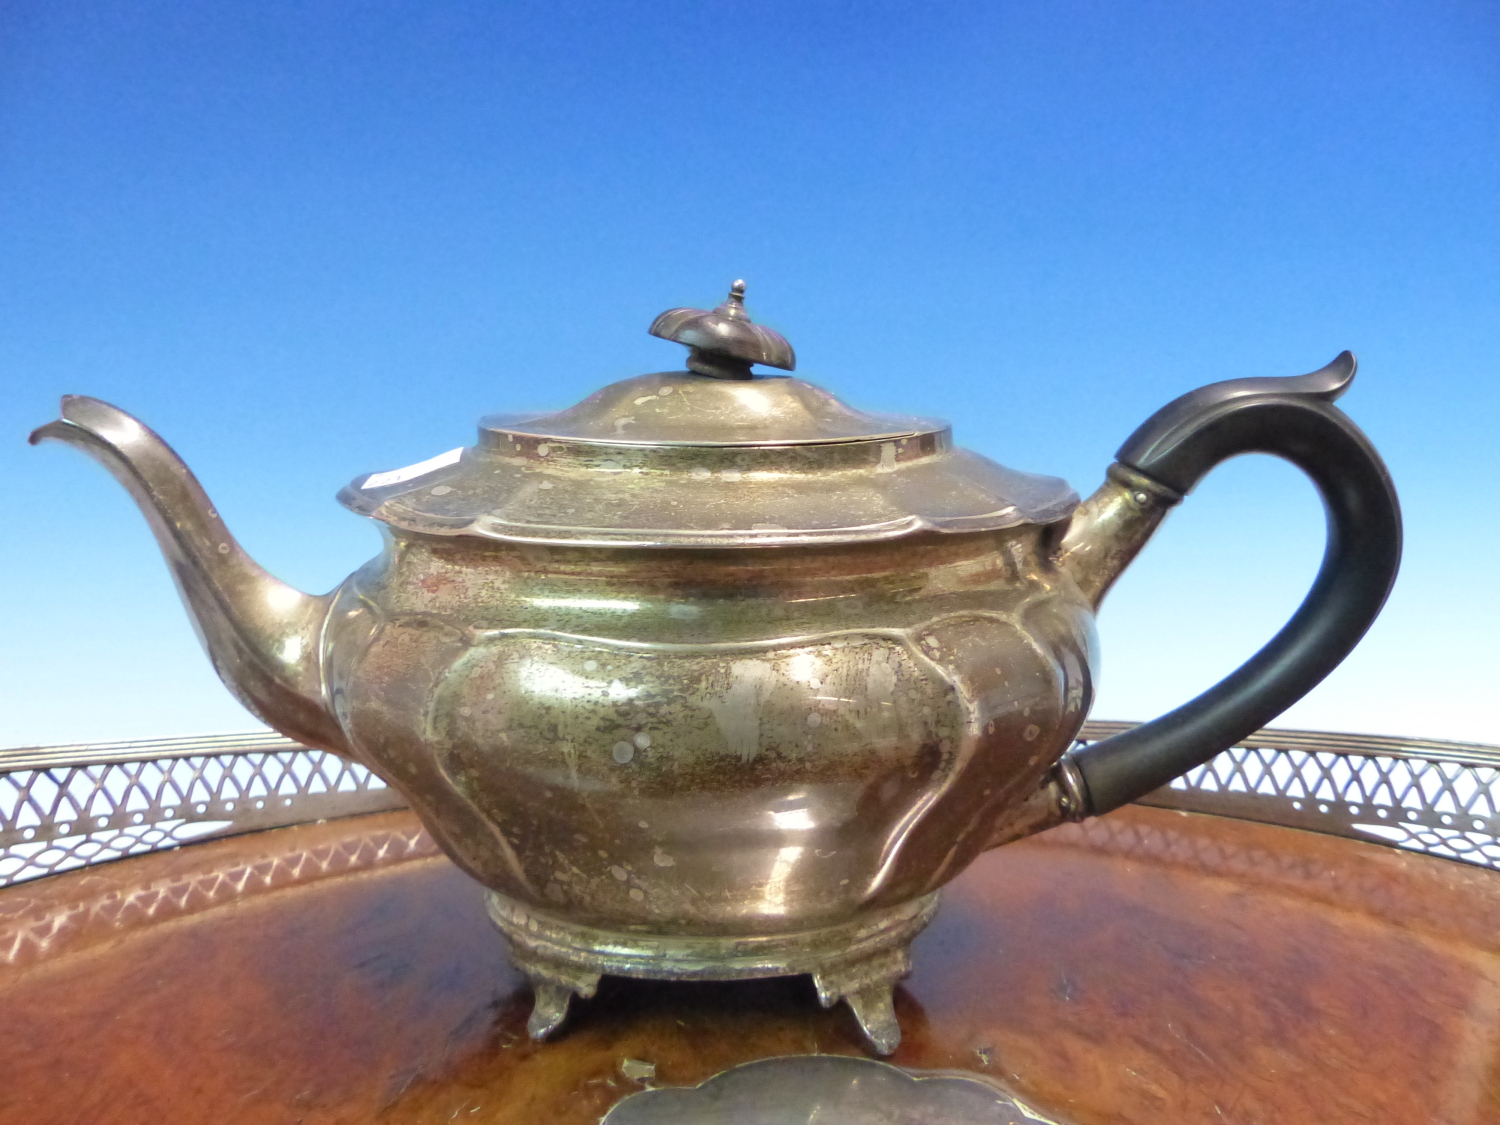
8 725 1500 890
1052 463 1183 607
648 279 797 378
486 887 938 1053
316 530 1098 938
31 385 1102 932
1052 752 1090 822
600 1055 1069 1124
337 373 1077 547
330 280 1078 547
28 283 1399 1058
28 398 348 757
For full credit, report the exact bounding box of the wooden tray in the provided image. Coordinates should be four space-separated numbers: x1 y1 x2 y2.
3 804 1498 1124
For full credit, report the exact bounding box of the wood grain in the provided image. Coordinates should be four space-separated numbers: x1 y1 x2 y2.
2 806 1497 1124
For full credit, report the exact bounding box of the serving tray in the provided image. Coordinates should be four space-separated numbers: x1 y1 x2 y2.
4 785 1500 1122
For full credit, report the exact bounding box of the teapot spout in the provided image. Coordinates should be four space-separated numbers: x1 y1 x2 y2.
30 396 350 755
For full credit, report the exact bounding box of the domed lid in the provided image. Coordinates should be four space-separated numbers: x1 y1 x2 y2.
338 283 1077 547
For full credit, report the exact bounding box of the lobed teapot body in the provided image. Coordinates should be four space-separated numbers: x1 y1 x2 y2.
32 283 1400 1052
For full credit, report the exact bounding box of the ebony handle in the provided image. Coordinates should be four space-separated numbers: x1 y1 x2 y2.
1067 352 1402 816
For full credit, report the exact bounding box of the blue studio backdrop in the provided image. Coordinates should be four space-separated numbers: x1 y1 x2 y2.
2 1 1496 746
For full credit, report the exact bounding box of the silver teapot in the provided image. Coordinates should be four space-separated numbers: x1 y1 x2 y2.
32 282 1400 1052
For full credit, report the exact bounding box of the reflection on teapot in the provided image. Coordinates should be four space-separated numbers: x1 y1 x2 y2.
31 282 1399 1052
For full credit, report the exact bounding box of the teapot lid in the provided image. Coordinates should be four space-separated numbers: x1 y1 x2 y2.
338 283 1077 547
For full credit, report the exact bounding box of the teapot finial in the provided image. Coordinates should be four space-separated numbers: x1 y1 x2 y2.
721 280 748 319
649 280 795 379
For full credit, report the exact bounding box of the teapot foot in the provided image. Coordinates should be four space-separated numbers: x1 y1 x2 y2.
511 951 602 1040
485 889 938 1055
812 947 909 1055
525 977 586 1040
841 983 901 1055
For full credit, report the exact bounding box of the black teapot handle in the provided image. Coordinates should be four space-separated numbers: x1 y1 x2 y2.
1065 351 1402 817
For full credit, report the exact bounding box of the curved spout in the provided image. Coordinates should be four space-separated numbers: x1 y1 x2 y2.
31 396 351 755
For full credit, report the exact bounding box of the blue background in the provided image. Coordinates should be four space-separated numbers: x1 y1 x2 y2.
3 1 1496 747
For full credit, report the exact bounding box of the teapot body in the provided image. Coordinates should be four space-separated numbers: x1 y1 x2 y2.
31 280 1399 1054
326 525 1095 934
